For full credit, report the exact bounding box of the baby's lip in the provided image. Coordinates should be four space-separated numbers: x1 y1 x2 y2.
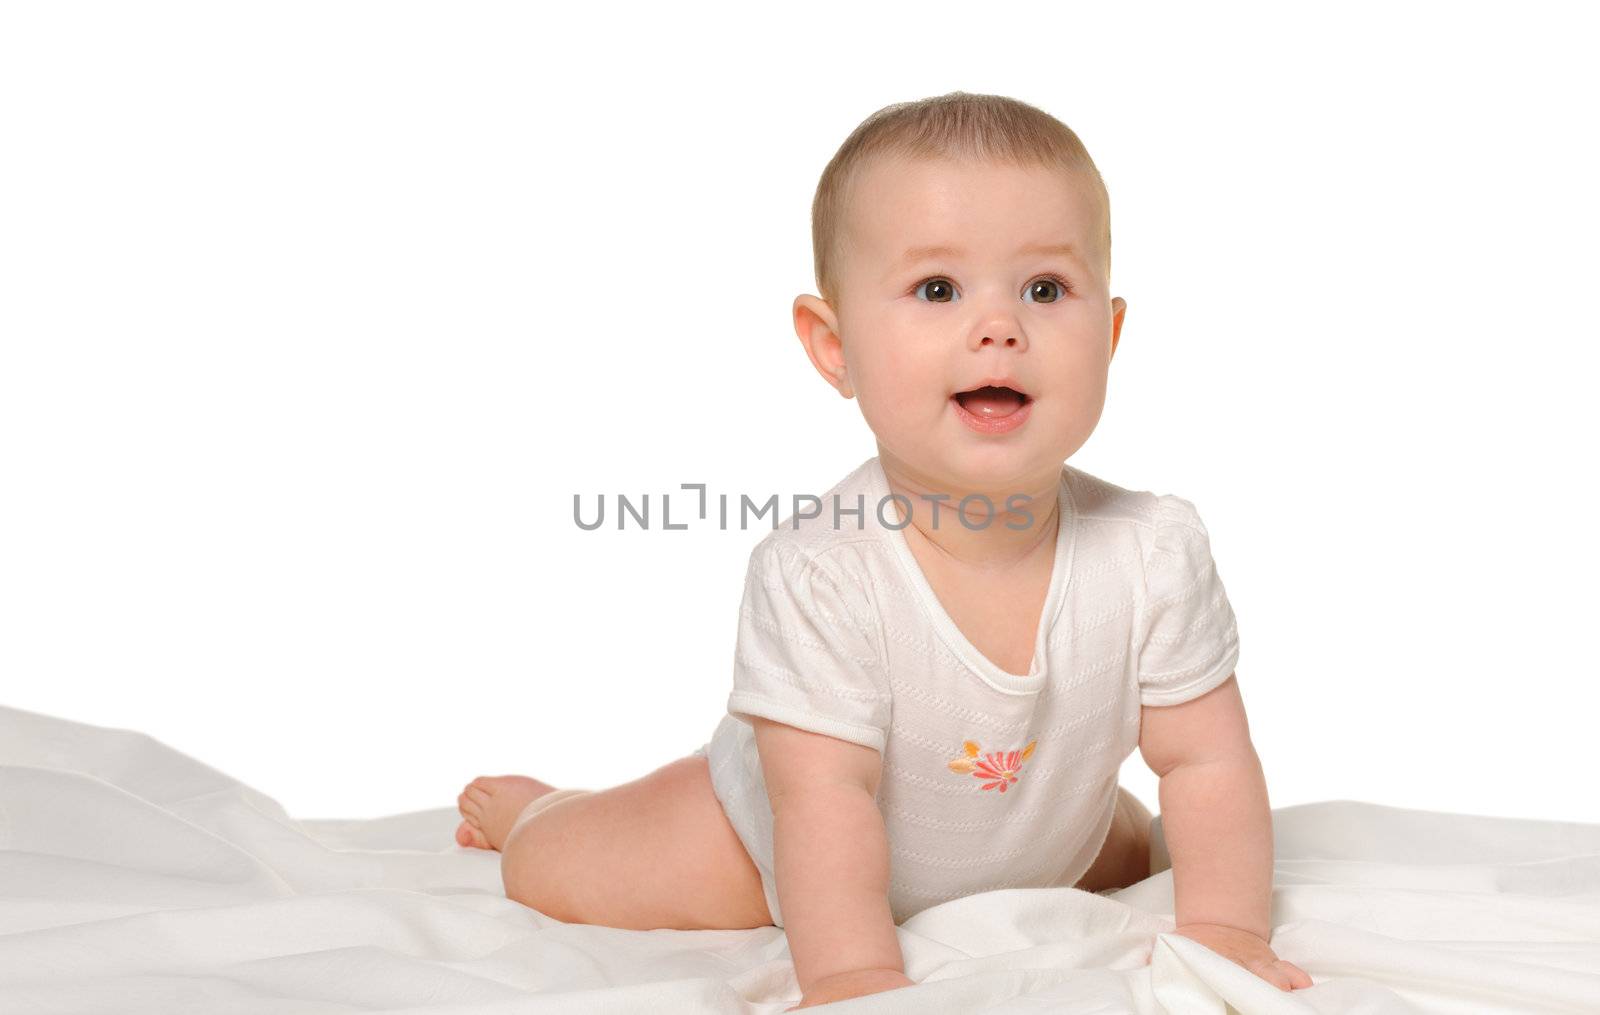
951 376 1032 400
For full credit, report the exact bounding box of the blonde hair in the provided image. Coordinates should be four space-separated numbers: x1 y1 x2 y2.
810 91 1111 306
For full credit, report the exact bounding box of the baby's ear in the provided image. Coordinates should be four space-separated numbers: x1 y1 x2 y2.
792 294 853 398
1110 296 1127 359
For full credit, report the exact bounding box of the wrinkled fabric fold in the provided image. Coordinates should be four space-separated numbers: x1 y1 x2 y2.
3 704 1597 1014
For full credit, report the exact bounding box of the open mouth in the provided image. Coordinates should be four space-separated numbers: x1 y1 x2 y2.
951 384 1032 418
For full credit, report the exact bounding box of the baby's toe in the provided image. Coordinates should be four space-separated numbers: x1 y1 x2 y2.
455 819 490 849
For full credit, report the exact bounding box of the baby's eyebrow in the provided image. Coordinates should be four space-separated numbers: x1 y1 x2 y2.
895 241 1081 268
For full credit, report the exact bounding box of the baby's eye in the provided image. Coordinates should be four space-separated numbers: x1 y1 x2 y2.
1023 273 1074 304
912 274 1075 304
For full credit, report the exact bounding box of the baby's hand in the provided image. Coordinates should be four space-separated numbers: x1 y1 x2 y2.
1171 923 1313 991
785 967 916 1010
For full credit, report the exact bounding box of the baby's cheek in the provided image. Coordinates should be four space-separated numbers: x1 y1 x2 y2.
864 376 934 432
1056 375 1110 442
874 372 928 410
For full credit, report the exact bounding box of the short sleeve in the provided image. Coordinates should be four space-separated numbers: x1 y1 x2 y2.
726 538 892 753
1135 495 1241 707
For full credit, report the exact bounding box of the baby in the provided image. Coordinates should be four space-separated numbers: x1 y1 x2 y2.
454 91 1312 1006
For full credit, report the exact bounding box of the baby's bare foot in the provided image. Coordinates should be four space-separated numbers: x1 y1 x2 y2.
456 775 556 851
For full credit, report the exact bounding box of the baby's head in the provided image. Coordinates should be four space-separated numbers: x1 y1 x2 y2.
794 92 1126 500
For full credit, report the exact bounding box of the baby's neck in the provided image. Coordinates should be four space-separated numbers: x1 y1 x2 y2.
876 451 1060 573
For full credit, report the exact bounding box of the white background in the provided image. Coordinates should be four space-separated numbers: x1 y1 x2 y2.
2 2 1595 823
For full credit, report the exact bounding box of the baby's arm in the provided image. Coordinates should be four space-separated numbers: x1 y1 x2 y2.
751 716 910 1003
1138 674 1311 990
1139 674 1270 933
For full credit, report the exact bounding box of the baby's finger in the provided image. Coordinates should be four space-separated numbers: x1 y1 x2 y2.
1251 962 1292 991
1275 960 1314 989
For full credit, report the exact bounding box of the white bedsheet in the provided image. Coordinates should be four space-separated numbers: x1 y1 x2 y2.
1 704 1596 1014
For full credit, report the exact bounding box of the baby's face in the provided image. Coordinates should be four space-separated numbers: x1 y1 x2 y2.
798 155 1126 496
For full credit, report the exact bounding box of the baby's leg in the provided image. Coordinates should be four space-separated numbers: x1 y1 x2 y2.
1074 784 1155 893
497 754 774 930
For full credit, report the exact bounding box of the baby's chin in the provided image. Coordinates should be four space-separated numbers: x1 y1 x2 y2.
884 436 1061 492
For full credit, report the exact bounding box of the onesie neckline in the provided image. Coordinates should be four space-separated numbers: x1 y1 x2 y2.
865 456 1077 696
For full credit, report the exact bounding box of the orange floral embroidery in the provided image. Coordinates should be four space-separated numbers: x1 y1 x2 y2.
947 738 1037 792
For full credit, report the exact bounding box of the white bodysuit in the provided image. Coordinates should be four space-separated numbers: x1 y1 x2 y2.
694 455 1240 927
